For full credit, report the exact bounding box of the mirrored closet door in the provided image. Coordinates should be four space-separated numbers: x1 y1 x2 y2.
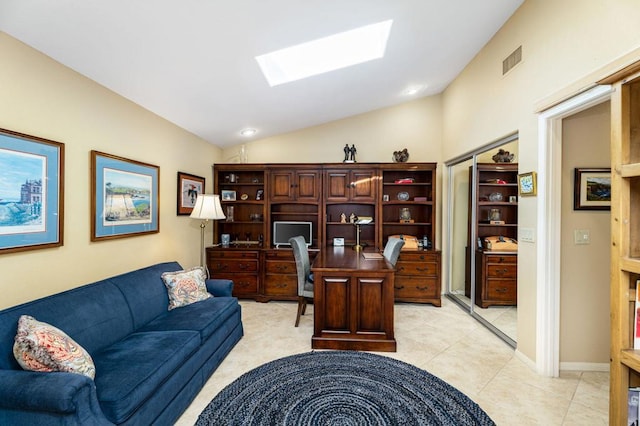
444 133 518 347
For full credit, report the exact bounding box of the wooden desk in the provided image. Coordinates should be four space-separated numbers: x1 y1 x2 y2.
311 247 396 352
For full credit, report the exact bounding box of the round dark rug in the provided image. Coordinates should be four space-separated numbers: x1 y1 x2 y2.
196 351 495 425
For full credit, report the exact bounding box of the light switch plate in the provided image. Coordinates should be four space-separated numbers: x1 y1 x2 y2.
519 227 535 243
574 229 590 245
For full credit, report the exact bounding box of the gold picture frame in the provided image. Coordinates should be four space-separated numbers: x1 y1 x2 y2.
518 171 537 196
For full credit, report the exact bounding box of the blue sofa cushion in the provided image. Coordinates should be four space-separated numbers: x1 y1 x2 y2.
92 330 200 424
138 297 240 341
0 282 132 370
108 262 184 330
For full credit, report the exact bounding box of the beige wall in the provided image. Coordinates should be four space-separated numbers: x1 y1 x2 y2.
221 96 443 165
0 33 222 309
441 0 640 362
560 101 610 364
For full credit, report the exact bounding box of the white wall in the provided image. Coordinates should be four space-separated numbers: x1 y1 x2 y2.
0 33 222 308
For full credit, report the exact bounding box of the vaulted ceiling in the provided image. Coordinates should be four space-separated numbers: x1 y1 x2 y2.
0 1 523 147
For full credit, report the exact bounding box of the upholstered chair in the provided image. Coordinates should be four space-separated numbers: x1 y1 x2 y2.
382 238 405 266
289 236 314 327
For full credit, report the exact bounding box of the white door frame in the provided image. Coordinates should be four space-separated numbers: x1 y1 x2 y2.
536 84 612 376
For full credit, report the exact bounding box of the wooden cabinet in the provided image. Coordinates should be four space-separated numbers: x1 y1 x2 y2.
604 63 640 425
394 250 441 306
473 252 517 308
210 162 440 306
466 163 518 307
324 167 378 249
207 249 260 298
269 168 320 202
324 168 377 202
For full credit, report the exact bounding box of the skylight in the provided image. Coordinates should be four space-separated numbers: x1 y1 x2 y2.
256 20 393 87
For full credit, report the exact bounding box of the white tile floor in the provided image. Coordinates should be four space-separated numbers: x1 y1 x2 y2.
175 299 609 425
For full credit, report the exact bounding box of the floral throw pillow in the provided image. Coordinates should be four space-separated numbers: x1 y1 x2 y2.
161 266 212 310
13 315 96 379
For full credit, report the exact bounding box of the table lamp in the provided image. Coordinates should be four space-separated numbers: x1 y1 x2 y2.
190 194 226 268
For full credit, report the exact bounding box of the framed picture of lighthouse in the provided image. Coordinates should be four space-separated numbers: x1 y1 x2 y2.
0 128 65 254
91 151 159 241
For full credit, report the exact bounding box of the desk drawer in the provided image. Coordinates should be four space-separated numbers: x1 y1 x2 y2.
263 275 297 296
396 261 439 277
213 274 258 295
210 259 258 273
398 252 439 262
265 260 296 275
394 276 439 299
208 250 259 260
485 254 517 264
486 279 517 301
485 264 516 279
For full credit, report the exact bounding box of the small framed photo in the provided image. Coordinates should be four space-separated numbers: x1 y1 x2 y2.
382 194 389 202
0 128 64 254
256 189 264 200
221 190 236 201
91 151 159 241
177 172 205 215
574 168 611 210
518 171 537 197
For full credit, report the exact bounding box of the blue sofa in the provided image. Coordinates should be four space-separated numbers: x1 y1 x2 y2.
0 261 243 425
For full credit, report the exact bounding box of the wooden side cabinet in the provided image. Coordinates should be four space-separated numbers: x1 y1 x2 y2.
394 250 441 306
207 248 260 298
474 251 517 308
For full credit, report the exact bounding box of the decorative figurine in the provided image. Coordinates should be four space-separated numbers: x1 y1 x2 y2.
349 144 357 162
393 148 410 163
343 144 350 162
349 212 357 223
340 213 347 223
492 149 514 163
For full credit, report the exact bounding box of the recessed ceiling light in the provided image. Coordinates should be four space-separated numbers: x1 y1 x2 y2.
256 20 393 87
240 128 257 137
403 85 424 96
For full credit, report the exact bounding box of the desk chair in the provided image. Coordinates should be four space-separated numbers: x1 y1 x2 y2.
383 238 405 266
289 236 314 327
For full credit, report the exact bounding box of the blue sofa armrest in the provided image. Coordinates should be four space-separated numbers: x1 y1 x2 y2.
0 370 112 425
206 278 234 297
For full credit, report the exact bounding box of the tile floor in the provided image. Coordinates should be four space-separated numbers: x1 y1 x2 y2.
176 299 609 425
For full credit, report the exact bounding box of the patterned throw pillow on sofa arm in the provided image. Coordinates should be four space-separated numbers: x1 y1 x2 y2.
161 266 212 310
13 315 96 379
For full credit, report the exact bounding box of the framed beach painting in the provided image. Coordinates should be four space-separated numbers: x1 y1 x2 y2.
0 128 64 254
91 151 159 241
574 167 611 210
177 171 205 215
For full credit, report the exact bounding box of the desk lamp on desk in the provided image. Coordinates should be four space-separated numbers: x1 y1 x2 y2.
353 216 373 252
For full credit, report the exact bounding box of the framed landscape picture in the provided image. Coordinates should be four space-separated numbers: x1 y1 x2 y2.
574 167 611 210
91 151 159 241
177 171 205 215
0 128 64 254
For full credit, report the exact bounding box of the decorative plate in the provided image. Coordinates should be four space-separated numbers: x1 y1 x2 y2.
240 193 249 200
397 191 410 201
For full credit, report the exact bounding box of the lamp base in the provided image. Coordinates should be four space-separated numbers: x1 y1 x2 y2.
353 244 363 252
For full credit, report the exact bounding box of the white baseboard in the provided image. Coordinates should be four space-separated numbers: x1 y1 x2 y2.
560 362 609 372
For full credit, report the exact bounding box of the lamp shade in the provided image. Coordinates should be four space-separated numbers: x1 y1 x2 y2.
190 194 226 220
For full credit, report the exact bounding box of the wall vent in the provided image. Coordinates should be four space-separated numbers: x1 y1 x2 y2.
503 45 522 75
